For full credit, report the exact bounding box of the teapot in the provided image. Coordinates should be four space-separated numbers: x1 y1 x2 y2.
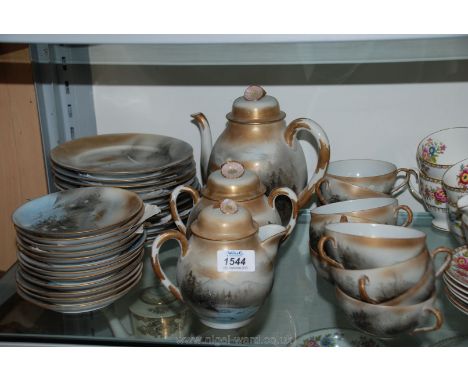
151 199 287 329
169 161 298 238
191 85 330 211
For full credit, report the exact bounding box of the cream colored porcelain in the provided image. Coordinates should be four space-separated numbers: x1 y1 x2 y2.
318 223 428 269
410 170 449 231
329 247 451 303
316 176 390 205
192 85 330 213
442 158 468 244
152 200 287 329
170 161 298 239
335 288 443 338
325 159 412 194
417 127 468 180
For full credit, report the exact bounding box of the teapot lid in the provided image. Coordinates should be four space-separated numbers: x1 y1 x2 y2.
190 199 258 241
202 161 266 201
227 85 286 124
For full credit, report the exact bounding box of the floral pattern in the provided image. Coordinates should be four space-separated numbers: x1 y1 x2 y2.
421 182 447 205
421 138 446 164
457 164 468 188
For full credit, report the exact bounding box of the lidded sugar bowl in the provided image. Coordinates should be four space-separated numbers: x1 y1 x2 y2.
152 199 287 329
170 161 298 238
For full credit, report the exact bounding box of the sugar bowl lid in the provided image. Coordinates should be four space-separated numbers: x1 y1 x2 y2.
226 85 286 124
190 199 258 241
202 161 266 201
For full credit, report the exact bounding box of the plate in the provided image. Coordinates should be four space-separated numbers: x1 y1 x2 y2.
288 328 385 347
17 270 142 314
444 286 468 315
13 187 144 237
445 246 468 286
52 157 195 182
18 258 142 291
50 133 193 174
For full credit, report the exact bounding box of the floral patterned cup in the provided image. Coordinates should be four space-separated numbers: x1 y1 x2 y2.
442 158 468 244
410 170 449 231
417 127 468 180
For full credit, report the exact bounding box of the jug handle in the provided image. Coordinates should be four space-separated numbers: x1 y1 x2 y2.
317 235 344 269
284 118 330 208
268 187 298 239
170 185 200 235
151 230 188 302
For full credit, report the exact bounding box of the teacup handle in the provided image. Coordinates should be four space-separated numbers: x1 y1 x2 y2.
407 168 423 203
284 118 330 208
411 307 444 334
151 230 188 302
317 235 344 269
169 185 200 235
268 187 298 239
430 246 453 277
395 205 413 227
358 275 379 304
315 178 329 205
390 168 414 195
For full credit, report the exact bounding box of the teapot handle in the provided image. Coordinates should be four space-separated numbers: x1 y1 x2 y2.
284 118 330 208
268 187 298 239
151 230 188 302
169 185 200 235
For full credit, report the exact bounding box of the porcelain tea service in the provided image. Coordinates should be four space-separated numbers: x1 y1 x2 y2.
152 199 287 329
316 159 413 205
442 158 468 244
412 127 468 232
170 161 298 238
191 85 330 213
315 222 451 337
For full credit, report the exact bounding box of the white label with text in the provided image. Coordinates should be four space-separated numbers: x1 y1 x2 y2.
217 250 255 272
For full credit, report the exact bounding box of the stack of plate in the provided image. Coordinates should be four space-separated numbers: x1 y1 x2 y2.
443 246 468 316
12 187 147 314
49 133 200 244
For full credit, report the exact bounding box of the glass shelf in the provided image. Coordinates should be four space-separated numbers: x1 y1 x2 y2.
0 211 466 346
2 35 466 65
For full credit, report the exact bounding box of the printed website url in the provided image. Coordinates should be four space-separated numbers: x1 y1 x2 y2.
176 335 293 346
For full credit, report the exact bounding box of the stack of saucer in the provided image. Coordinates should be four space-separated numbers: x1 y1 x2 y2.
50 133 200 244
442 246 468 316
12 187 147 314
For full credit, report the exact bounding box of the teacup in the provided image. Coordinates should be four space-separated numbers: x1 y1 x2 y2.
417 127 468 180
328 247 451 304
410 170 449 231
382 262 435 306
310 198 413 239
318 223 427 269
335 288 443 338
442 158 468 244
316 176 391 205
325 159 413 194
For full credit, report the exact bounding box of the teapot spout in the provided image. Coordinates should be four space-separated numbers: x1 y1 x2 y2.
258 224 287 261
191 112 213 184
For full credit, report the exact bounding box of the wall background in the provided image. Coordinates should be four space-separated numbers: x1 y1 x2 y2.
90 61 468 213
